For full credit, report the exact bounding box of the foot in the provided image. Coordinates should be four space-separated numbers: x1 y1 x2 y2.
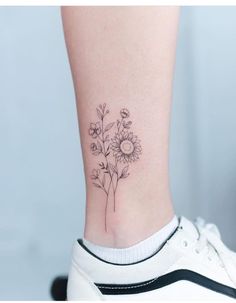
67 217 236 300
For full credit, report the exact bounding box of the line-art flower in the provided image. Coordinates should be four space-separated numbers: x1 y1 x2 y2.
90 143 97 152
120 108 130 119
90 141 102 156
89 122 101 139
111 131 141 163
91 169 100 179
88 103 142 232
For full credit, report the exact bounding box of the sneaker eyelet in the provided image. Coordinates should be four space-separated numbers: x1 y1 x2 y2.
208 256 212 261
195 249 200 254
183 240 188 247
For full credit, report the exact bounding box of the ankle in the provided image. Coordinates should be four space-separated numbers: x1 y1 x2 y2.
84 202 175 248
83 215 178 264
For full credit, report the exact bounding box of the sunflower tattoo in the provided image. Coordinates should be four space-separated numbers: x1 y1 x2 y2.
111 131 141 163
88 103 142 231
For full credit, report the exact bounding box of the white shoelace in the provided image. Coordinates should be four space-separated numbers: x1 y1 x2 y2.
195 217 236 286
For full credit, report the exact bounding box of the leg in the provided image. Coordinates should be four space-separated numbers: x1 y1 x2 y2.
62 7 179 248
60 9 236 301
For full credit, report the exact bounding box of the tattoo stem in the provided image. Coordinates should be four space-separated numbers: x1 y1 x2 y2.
97 177 108 195
101 115 116 230
118 118 124 132
101 118 116 190
113 158 119 211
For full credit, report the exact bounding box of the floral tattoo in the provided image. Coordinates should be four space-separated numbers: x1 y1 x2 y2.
89 103 142 231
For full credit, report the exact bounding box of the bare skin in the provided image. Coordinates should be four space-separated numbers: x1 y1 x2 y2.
61 7 180 248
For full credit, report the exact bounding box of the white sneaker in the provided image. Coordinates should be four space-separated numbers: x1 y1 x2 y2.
67 217 236 300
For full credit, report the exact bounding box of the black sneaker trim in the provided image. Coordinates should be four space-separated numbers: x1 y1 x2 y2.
95 269 236 298
77 224 179 266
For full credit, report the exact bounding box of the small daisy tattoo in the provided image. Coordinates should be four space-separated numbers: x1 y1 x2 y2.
88 103 142 231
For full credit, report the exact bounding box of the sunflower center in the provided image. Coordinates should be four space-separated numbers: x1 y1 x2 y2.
120 139 134 155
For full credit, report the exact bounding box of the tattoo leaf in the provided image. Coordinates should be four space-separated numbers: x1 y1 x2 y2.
99 162 105 169
92 150 101 156
121 173 129 179
93 182 102 188
105 145 110 156
96 108 103 120
122 165 129 174
123 120 132 129
102 174 106 187
104 122 114 132
120 165 129 178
